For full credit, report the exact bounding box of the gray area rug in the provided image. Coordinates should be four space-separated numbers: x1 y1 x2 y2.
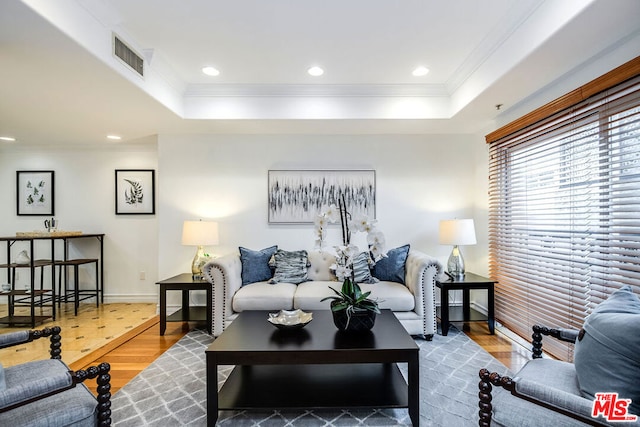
111 326 512 426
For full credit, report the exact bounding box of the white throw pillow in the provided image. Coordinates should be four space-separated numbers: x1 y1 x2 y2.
306 250 337 281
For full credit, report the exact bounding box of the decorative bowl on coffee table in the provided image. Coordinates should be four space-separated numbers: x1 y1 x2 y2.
268 309 313 330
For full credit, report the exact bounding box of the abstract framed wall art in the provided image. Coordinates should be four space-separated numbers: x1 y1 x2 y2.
16 170 55 216
115 169 155 215
268 169 376 224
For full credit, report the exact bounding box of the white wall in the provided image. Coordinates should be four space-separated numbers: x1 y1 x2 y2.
0 143 159 302
0 134 490 309
157 134 489 305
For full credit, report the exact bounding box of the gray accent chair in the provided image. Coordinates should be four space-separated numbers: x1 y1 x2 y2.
478 325 625 427
0 326 111 426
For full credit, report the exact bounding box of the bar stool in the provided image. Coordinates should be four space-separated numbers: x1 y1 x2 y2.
9 259 57 320
56 258 100 316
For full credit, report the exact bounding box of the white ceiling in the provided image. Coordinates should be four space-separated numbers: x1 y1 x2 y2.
1 0 639 145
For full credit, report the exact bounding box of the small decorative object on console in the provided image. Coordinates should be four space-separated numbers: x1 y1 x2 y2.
268 309 313 330
15 249 31 265
44 217 58 232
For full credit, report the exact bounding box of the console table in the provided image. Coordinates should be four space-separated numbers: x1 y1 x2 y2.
0 233 104 327
436 272 495 336
155 273 211 335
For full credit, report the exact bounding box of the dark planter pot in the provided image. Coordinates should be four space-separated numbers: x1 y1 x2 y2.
330 301 377 332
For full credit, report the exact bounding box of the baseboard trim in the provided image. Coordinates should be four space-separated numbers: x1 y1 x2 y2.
69 315 159 371
104 294 158 303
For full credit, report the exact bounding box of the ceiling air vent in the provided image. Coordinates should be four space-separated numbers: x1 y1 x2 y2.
113 35 144 77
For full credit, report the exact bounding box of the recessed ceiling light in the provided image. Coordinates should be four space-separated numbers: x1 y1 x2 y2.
308 66 324 77
0 136 16 142
412 66 430 77
202 66 220 76
107 135 122 140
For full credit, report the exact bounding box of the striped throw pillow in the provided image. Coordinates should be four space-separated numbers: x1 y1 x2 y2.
352 252 378 284
269 250 310 284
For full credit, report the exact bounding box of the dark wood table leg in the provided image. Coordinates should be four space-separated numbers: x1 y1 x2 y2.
487 283 495 334
182 289 189 319
50 239 56 320
98 236 104 304
440 286 450 336
74 264 79 316
206 354 218 426
9 267 15 317
463 288 471 322
93 260 99 307
29 239 35 328
408 351 420 426
159 284 167 336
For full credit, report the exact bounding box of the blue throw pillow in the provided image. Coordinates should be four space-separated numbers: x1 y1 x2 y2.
239 246 278 285
574 285 640 417
371 244 410 284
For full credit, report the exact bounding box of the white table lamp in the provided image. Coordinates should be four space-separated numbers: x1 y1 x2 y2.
182 220 219 279
439 219 477 279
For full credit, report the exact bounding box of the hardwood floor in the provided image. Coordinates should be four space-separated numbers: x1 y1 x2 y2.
0 302 157 368
1 304 531 395
76 314 531 396
452 320 530 373
72 319 198 394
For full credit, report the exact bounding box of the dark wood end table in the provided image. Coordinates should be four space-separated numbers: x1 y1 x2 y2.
206 310 420 426
436 272 495 336
155 273 211 335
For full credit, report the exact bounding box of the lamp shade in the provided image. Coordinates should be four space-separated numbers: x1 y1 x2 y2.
439 219 477 246
181 220 219 246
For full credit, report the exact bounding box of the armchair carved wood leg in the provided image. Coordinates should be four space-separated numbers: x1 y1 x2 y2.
478 368 516 427
478 369 492 427
72 362 112 427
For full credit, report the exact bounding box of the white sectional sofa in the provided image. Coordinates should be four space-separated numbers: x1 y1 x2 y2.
202 248 442 339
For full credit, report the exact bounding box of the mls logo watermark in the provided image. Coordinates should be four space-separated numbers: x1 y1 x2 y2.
592 393 638 422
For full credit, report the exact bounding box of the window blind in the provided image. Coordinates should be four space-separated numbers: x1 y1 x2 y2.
488 75 640 361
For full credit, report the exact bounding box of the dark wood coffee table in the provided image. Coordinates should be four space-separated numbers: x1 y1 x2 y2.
206 310 420 426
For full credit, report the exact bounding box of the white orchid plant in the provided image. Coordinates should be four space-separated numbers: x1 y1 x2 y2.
315 195 386 317
314 196 386 280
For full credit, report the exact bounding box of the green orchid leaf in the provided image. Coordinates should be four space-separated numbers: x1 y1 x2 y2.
330 301 350 312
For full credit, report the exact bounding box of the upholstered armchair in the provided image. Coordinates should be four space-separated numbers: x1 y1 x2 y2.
478 286 640 427
479 325 605 426
0 326 112 426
